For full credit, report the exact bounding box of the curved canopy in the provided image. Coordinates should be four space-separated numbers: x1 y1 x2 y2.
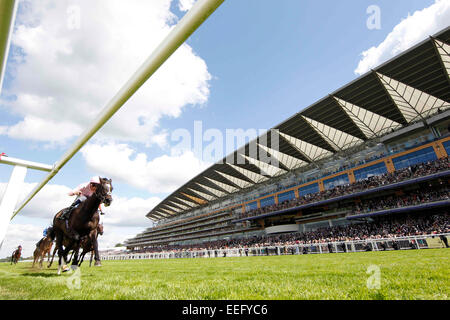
147 26 450 221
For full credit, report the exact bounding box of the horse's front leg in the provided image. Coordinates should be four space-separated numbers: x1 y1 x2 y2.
92 236 101 266
56 234 69 274
47 244 53 263
56 238 63 275
48 246 57 268
71 242 81 270
67 250 74 264
78 250 86 267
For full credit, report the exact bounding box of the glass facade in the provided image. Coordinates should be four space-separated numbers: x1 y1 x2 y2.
245 201 258 211
353 162 388 181
443 140 450 156
323 174 350 190
277 190 296 203
392 147 437 170
260 196 275 208
298 183 319 197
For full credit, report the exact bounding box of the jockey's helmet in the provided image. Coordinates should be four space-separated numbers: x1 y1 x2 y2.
90 176 101 184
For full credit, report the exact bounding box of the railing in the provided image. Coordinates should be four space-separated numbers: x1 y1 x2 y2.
102 233 449 261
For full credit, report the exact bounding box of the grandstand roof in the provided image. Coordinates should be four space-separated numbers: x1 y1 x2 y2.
147 26 450 221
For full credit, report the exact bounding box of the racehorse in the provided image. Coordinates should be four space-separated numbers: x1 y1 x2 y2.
32 232 54 269
62 223 104 267
11 246 22 265
51 177 112 274
47 236 74 269
78 223 104 267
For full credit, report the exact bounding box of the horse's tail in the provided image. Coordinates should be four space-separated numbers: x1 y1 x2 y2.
47 226 56 241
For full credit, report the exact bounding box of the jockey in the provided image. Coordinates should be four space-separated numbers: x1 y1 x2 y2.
58 176 107 242
59 176 102 221
36 226 52 248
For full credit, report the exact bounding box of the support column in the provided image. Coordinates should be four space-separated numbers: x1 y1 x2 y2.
348 170 356 184
384 157 395 173
0 165 27 249
433 141 447 158
318 180 325 192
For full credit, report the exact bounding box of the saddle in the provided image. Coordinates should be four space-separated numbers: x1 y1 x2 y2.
58 207 71 220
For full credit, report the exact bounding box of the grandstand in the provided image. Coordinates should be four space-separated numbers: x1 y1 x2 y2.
124 26 450 254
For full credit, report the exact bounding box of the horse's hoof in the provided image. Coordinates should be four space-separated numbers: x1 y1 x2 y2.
62 265 70 272
94 262 102 267
71 265 78 271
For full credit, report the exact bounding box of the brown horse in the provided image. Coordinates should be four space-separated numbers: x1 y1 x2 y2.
47 236 74 269
11 246 22 265
77 223 104 267
51 177 112 274
32 235 54 269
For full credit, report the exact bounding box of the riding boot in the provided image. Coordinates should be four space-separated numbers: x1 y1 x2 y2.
59 199 81 220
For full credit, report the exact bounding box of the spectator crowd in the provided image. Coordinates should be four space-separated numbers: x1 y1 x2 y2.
130 211 449 255
239 156 450 220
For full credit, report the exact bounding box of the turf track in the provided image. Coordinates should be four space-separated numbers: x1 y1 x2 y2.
0 248 448 300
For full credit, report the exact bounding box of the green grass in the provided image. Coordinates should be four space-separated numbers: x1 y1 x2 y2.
0 249 448 300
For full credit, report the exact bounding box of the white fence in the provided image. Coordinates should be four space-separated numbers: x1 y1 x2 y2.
101 233 450 261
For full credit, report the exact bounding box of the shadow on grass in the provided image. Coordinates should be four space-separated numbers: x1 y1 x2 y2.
21 272 60 278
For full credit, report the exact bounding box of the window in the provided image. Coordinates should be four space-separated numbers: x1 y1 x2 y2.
323 174 349 190
246 201 258 211
353 162 388 181
443 140 450 157
260 196 275 208
278 190 296 203
392 147 437 170
298 183 319 197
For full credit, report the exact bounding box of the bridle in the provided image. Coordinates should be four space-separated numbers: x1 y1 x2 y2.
95 179 113 206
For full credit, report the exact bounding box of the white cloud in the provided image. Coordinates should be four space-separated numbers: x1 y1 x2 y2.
179 0 197 12
0 223 43 258
0 182 72 220
1 0 211 145
355 0 450 75
101 195 160 228
80 142 212 194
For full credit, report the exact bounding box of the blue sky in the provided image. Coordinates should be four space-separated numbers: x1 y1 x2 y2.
0 0 448 257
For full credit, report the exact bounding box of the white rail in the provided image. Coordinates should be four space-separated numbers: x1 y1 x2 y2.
101 233 450 261
0 155 53 172
0 0 19 93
